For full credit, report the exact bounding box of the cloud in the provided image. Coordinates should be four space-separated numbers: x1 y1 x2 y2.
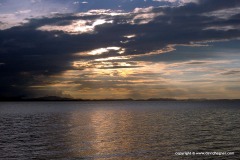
221 70 240 76
202 7 240 19
38 18 114 34
153 0 198 4
1 0 240 98
0 0 77 30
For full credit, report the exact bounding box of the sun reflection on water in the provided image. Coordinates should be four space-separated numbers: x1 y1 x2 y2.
66 108 136 158
90 109 134 156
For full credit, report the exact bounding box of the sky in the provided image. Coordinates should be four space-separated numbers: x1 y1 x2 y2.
0 0 240 99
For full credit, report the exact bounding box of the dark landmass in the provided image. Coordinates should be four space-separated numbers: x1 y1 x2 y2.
1 96 240 102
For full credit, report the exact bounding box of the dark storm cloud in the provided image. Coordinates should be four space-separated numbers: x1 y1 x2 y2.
1 0 240 97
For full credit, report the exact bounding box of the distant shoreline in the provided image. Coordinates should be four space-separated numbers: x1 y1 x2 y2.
1 96 240 102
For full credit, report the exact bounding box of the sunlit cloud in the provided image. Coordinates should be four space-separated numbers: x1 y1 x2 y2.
72 59 142 70
74 47 125 56
131 7 164 24
30 81 82 88
94 56 130 61
74 9 127 16
123 34 136 39
38 19 113 34
34 56 240 99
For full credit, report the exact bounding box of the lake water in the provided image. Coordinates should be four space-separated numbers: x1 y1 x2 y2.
0 101 239 160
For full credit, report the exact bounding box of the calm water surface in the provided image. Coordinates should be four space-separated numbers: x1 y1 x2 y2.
0 101 240 160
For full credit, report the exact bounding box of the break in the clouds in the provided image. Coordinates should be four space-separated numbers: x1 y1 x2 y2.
0 0 240 99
